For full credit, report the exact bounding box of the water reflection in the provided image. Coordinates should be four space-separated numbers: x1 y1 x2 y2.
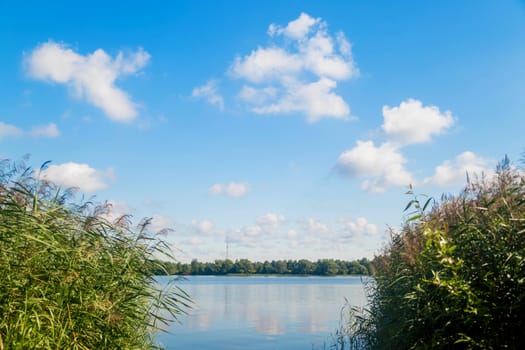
157 276 367 350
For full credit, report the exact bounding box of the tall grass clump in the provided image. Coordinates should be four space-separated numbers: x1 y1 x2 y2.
345 157 525 349
0 159 190 349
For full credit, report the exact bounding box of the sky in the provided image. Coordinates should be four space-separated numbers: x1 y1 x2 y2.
1 0 525 262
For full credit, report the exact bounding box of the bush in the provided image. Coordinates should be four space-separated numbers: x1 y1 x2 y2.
0 159 190 349
351 158 525 349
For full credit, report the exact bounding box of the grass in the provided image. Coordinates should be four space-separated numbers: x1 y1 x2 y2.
0 158 191 349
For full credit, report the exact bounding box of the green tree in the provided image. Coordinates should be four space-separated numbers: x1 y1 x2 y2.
262 260 274 274
190 259 203 275
273 260 289 274
317 259 339 276
296 259 315 274
234 259 256 274
347 261 367 275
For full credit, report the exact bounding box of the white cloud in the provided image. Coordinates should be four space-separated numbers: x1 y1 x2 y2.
41 162 114 192
25 41 150 122
191 219 215 234
192 80 224 110
302 30 354 80
187 237 205 246
238 85 278 105
149 214 176 234
30 123 60 138
255 213 286 233
301 217 330 235
340 217 378 238
334 99 466 192
0 121 59 139
209 182 249 198
0 122 23 138
242 224 263 237
382 99 454 145
224 212 286 246
268 12 320 40
251 78 350 122
100 200 133 223
424 151 494 186
230 13 358 121
337 140 414 192
179 212 386 261
230 47 302 83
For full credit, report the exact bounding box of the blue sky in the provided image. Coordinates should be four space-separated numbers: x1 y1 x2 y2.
1 0 525 262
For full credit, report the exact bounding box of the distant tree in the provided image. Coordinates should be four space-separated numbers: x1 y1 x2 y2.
296 259 315 274
273 260 289 274
262 260 274 274
317 259 340 276
336 260 349 275
153 257 373 276
358 258 375 275
347 261 367 275
234 259 256 274
190 259 203 275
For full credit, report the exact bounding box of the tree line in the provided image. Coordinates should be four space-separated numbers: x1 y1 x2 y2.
153 257 374 276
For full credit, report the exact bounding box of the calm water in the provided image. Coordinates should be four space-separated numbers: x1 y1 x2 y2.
156 275 368 350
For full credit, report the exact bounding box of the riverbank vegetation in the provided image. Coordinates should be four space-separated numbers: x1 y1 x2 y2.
344 157 525 349
0 159 190 349
153 257 374 276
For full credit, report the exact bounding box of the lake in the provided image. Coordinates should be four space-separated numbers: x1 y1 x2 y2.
155 275 369 350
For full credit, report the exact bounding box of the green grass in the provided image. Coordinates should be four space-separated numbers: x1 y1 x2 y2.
0 159 191 349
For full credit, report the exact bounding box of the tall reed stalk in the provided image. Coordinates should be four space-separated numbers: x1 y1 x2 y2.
0 159 190 349
336 157 525 349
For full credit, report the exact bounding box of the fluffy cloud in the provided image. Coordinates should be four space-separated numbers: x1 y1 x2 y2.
340 217 378 239
230 47 302 83
337 140 413 192
0 122 23 138
191 219 215 234
238 86 277 105
219 213 288 248
149 214 176 234
179 212 384 261
100 200 133 224
192 80 224 110
232 213 286 240
25 41 150 122
209 182 249 198
0 121 59 139
336 99 460 192
251 78 350 122
268 12 320 40
229 12 358 122
274 216 384 258
424 151 494 186
382 99 454 145
301 217 330 235
241 225 263 237
256 213 286 233
41 162 114 192
287 229 298 239
30 123 60 138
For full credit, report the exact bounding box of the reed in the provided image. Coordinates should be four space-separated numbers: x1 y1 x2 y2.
336 156 525 349
0 159 190 349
